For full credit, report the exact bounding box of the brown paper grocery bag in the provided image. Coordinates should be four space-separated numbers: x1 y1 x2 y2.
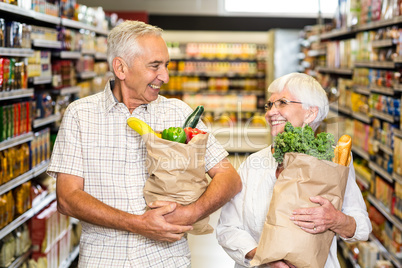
251 152 349 268
141 132 213 235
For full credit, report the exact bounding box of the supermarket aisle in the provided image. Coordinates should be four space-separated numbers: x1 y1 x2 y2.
189 153 247 268
188 209 235 268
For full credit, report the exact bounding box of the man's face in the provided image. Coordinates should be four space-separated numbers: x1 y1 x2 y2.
265 88 309 137
124 35 170 104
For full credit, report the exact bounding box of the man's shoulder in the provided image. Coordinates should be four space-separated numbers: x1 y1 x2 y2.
66 91 104 112
155 96 191 113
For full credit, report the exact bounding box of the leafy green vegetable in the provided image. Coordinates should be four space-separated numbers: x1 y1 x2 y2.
273 122 335 164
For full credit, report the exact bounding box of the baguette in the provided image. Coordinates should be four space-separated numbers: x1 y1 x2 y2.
333 135 352 166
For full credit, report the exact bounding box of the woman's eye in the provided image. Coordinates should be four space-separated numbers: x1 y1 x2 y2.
279 100 287 106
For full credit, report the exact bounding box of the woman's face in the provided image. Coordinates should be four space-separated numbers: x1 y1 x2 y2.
265 88 310 137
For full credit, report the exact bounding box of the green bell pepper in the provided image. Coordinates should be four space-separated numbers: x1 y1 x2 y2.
161 127 187 143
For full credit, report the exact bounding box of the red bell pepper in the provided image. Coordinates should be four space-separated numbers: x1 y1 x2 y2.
184 127 207 143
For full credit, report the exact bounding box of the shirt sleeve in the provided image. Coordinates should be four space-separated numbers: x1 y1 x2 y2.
47 104 84 179
340 155 372 242
216 160 259 267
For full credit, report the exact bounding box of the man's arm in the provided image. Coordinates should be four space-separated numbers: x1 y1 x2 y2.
56 173 193 242
150 158 242 225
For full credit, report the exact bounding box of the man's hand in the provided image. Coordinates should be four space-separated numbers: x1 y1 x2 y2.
135 203 193 242
148 201 197 226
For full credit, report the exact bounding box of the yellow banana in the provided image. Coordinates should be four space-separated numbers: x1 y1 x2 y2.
127 117 161 137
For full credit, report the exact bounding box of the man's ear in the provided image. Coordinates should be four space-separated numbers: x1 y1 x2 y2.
304 106 318 124
112 57 126 80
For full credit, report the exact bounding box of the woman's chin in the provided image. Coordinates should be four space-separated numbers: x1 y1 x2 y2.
270 124 285 137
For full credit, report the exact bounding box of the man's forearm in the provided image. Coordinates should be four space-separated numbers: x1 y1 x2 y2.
57 187 136 233
193 168 241 221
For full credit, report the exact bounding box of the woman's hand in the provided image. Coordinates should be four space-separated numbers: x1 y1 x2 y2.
245 248 257 259
267 260 296 268
290 196 356 238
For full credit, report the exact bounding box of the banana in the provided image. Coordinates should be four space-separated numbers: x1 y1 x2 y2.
127 117 160 137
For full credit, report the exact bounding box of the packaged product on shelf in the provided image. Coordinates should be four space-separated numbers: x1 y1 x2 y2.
357 241 379 268
0 233 16 267
0 19 4 48
35 93 53 119
14 223 31 258
59 0 76 19
13 181 32 216
5 21 22 48
0 58 10 92
394 136 402 176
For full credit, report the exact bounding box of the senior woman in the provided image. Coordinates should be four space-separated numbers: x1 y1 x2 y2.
216 72 372 268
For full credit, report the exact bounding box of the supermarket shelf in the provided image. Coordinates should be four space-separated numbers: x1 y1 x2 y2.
338 238 360 268
320 27 356 40
371 39 396 48
367 194 402 231
395 83 402 92
0 88 34 101
59 245 79 268
0 192 56 240
0 161 49 196
95 52 107 60
0 47 34 57
354 86 371 95
377 143 393 156
78 71 97 79
370 109 397 123
32 39 62 49
31 12 61 24
369 233 402 268
53 86 81 96
351 146 370 161
58 51 82 59
0 132 34 152
61 18 109 36
370 84 395 95
369 161 393 183
31 76 52 85
354 61 395 69
316 66 353 75
33 113 61 129
395 129 402 139
394 173 402 184
352 112 371 124
0 2 32 17
307 49 326 57
355 172 370 189
329 103 352 115
9 248 33 268
81 49 96 55
358 16 402 32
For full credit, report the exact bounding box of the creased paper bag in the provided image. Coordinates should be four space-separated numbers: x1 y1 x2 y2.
142 132 213 235
251 152 349 268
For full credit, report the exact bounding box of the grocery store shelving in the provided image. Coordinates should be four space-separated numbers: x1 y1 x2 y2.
367 194 402 231
33 113 61 129
338 238 360 268
78 71 97 80
0 47 34 57
370 109 396 124
351 146 370 161
0 160 49 196
52 86 81 96
354 61 395 69
8 248 33 268
32 76 52 85
0 191 56 240
59 245 79 268
32 39 62 49
377 143 393 156
0 88 34 101
0 132 34 152
354 86 371 96
368 161 393 184
393 172 402 185
316 66 354 75
370 84 396 96
369 233 402 268
355 172 370 189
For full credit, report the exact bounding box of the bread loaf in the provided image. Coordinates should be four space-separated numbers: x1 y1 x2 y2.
333 135 352 166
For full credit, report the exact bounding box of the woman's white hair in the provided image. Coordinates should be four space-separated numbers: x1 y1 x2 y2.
107 20 163 75
268 72 329 130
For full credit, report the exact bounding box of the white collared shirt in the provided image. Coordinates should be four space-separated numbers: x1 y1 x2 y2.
48 80 228 267
216 146 372 268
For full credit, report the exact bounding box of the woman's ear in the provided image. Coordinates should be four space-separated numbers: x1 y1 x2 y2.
112 57 127 80
304 106 318 124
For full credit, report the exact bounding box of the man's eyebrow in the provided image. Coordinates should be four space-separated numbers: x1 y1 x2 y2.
148 60 168 64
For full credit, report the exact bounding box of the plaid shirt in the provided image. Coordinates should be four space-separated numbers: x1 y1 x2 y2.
48 80 228 267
